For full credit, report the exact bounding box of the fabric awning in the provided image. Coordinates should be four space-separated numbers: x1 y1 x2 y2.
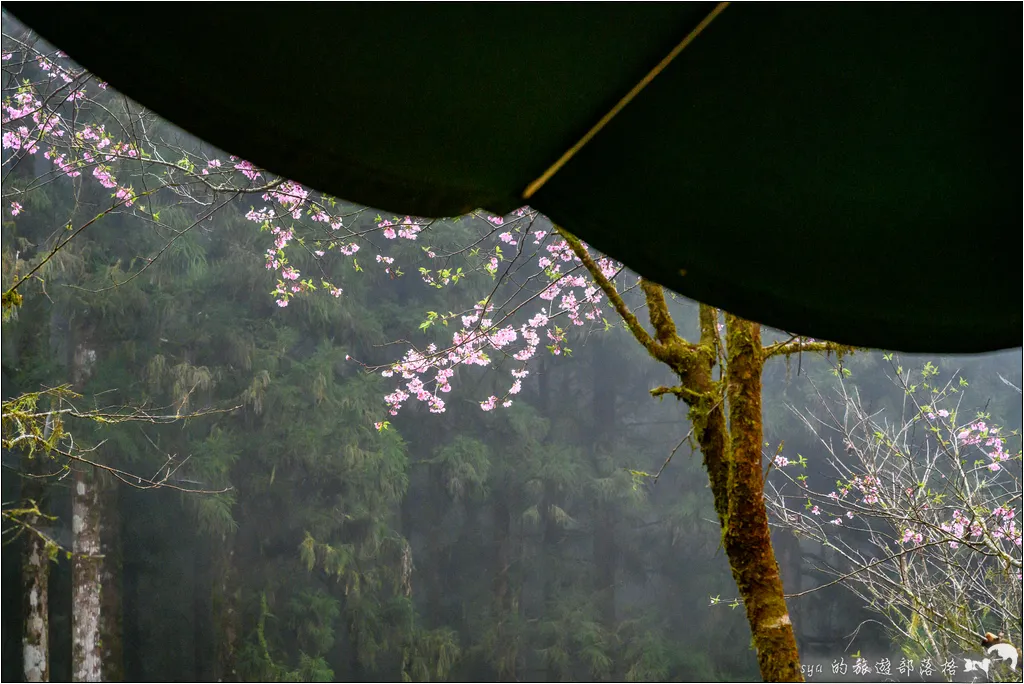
7 3 1020 352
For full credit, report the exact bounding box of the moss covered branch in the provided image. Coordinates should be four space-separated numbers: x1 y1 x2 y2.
698 303 720 354
763 338 854 360
557 227 659 356
650 385 701 401
556 226 657 353
640 280 678 344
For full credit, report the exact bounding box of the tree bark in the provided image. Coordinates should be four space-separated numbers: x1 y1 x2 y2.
656 311 803 681
193 535 215 682
721 316 802 682
22 504 50 682
20 313 66 682
213 534 241 682
99 482 123 682
774 531 804 642
493 497 518 682
539 231 811 679
589 340 618 680
72 467 103 682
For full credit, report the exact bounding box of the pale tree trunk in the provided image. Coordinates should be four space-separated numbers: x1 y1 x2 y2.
72 466 103 682
69 325 103 682
22 511 50 682
99 482 123 681
22 415 56 681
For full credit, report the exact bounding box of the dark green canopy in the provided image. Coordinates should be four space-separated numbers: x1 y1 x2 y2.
7 4 1020 352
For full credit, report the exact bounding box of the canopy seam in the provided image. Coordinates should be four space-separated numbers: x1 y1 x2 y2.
522 1 731 200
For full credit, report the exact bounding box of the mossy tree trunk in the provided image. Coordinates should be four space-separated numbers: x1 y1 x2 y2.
561 228 849 682
721 315 801 681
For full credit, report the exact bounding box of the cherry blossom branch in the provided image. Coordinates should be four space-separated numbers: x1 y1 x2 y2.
556 226 655 352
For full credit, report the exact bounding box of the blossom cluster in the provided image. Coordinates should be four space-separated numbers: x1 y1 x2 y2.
4 46 625 423
957 421 1011 471
900 505 1020 550
2 68 146 215
377 230 618 415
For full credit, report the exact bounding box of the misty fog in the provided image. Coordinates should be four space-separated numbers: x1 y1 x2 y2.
2 13 1021 684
